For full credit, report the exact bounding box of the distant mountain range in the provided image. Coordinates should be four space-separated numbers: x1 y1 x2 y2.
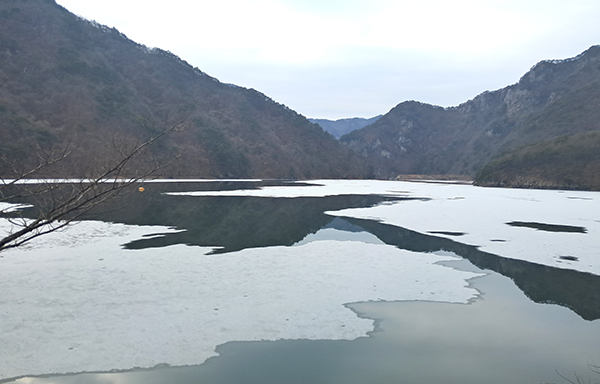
309 116 382 138
340 45 600 189
1 0 598 189
0 0 372 179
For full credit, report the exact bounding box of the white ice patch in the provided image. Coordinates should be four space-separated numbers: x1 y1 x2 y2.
324 182 600 275
164 179 599 275
166 179 411 198
4 179 594 380
0 219 481 380
0 202 34 213
294 227 385 246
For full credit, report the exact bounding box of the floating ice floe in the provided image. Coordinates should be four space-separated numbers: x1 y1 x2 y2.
0 217 482 380
2 179 597 380
166 179 411 198
0 202 34 213
323 181 599 276
169 179 599 275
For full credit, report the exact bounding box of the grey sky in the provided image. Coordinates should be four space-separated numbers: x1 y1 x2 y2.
55 0 600 119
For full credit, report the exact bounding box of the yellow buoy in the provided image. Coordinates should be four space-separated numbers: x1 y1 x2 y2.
138 186 145 192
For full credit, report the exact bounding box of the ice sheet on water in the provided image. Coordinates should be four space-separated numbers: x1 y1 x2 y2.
294 227 385 246
169 180 599 275
166 179 410 198
0 202 34 213
3 179 595 380
0 217 482 380
322 181 599 275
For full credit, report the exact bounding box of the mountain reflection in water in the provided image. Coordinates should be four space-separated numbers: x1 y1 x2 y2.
77 182 407 253
7 180 600 320
340 217 600 321
3 180 600 384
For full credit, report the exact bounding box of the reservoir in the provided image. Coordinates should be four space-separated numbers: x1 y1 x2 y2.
1 180 599 384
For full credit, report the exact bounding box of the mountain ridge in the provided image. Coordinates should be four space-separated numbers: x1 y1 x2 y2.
309 115 382 139
0 0 373 179
2 0 598 187
341 45 600 182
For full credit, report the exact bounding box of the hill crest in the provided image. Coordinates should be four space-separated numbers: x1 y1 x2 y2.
341 45 600 181
0 0 372 179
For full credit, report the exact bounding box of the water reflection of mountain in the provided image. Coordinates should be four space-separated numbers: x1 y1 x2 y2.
79 182 404 254
341 217 600 321
7 181 598 321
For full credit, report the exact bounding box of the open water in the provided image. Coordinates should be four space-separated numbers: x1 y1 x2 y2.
2 180 599 384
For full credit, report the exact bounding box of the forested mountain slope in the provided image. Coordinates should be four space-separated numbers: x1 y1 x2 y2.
341 46 600 181
475 131 600 190
0 0 372 179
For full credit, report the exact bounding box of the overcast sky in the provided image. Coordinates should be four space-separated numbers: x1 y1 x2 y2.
55 0 600 119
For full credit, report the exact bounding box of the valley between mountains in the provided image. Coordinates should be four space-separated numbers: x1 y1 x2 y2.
1 0 599 189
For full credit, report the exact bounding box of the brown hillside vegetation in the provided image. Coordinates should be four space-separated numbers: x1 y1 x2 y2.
474 131 600 191
0 0 372 179
341 46 600 182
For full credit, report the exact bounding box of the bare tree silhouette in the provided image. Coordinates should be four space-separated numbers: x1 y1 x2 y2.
0 121 185 252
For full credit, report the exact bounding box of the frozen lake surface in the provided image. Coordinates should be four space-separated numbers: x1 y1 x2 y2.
1 180 599 383
170 179 599 274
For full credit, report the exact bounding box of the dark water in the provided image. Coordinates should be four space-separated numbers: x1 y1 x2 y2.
6 265 600 384
506 221 588 233
3 181 600 384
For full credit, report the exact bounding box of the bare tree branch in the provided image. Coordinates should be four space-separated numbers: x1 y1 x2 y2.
556 368 600 384
0 120 187 252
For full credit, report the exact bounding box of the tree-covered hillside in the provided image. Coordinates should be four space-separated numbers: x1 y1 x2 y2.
474 131 600 190
341 46 600 183
0 0 372 179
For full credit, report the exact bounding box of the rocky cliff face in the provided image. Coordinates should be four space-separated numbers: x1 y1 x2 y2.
341 46 600 179
0 0 372 179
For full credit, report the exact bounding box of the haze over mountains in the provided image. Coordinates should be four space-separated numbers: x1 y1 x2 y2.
1 0 599 189
309 116 382 139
